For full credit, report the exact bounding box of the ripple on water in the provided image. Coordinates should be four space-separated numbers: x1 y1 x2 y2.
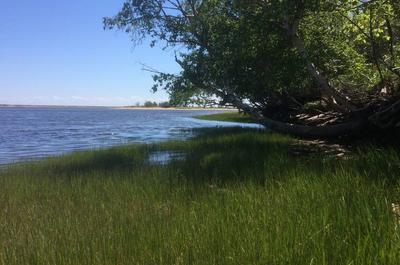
0 107 263 164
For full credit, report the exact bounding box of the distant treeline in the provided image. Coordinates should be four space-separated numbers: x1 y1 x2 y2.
130 100 227 108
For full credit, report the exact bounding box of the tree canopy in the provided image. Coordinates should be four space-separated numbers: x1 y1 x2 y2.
105 0 400 137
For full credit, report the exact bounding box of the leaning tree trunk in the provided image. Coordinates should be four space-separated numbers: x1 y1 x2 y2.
259 117 367 138
220 92 368 137
282 19 357 113
222 91 400 138
369 99 400 129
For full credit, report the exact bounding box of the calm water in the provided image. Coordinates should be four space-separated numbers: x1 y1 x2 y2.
0 107 261 164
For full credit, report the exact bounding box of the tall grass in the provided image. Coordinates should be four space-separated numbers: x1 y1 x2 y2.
1 128 400 264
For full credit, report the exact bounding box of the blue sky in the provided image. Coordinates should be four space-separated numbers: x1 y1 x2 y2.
0 0 180 106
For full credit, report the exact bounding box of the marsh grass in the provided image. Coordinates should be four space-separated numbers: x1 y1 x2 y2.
195 112 254 123
1 127 400 264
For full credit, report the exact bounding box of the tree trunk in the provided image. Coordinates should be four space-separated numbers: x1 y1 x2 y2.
369 99 400 129
260 117 366 138
223 92 400 138
222 91 367 137
282 19 356 113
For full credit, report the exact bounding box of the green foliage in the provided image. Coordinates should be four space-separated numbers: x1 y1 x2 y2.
195 111 254 123
1 128 400 264
105 0 400 111
158 101 172 108
143 100 158 107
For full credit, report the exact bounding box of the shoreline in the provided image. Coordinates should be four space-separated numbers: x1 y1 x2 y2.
1 126 397 264
0 104 113 107
115 106 237 111
0 104 237 112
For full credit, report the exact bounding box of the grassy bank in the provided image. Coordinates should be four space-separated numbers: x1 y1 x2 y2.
195 112 254 123
1 127 400 264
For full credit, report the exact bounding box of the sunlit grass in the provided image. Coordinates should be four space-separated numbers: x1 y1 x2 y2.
1 127 400 264
195 112 254 123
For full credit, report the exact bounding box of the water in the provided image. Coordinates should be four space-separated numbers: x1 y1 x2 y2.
0 107 262 164
148 150 186 165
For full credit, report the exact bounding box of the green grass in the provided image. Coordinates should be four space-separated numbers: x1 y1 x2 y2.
1 127 400 264
195 112 255 123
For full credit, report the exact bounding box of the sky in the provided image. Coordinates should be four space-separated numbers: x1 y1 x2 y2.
0 0 181 106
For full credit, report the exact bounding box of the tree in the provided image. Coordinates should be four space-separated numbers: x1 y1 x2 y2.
144 101 158 107
158 101 172 108
105 0 400 137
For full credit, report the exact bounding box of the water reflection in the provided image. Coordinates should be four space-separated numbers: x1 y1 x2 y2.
148 151 186 165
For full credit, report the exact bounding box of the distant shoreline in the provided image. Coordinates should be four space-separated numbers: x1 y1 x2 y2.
0 104 109 108
0 104 237 111
116 106 237 111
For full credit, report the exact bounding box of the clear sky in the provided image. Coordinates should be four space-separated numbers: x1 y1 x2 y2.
0 0 180 106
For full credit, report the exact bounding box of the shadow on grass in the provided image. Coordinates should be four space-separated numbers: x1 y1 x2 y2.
166 127 400 186
17 127 296 183
26 146 150 177
10 127 400 187
162 127 308 185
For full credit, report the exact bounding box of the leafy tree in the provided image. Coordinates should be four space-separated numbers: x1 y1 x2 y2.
105 0 400 137
143 101 158 107
158 101 172 108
